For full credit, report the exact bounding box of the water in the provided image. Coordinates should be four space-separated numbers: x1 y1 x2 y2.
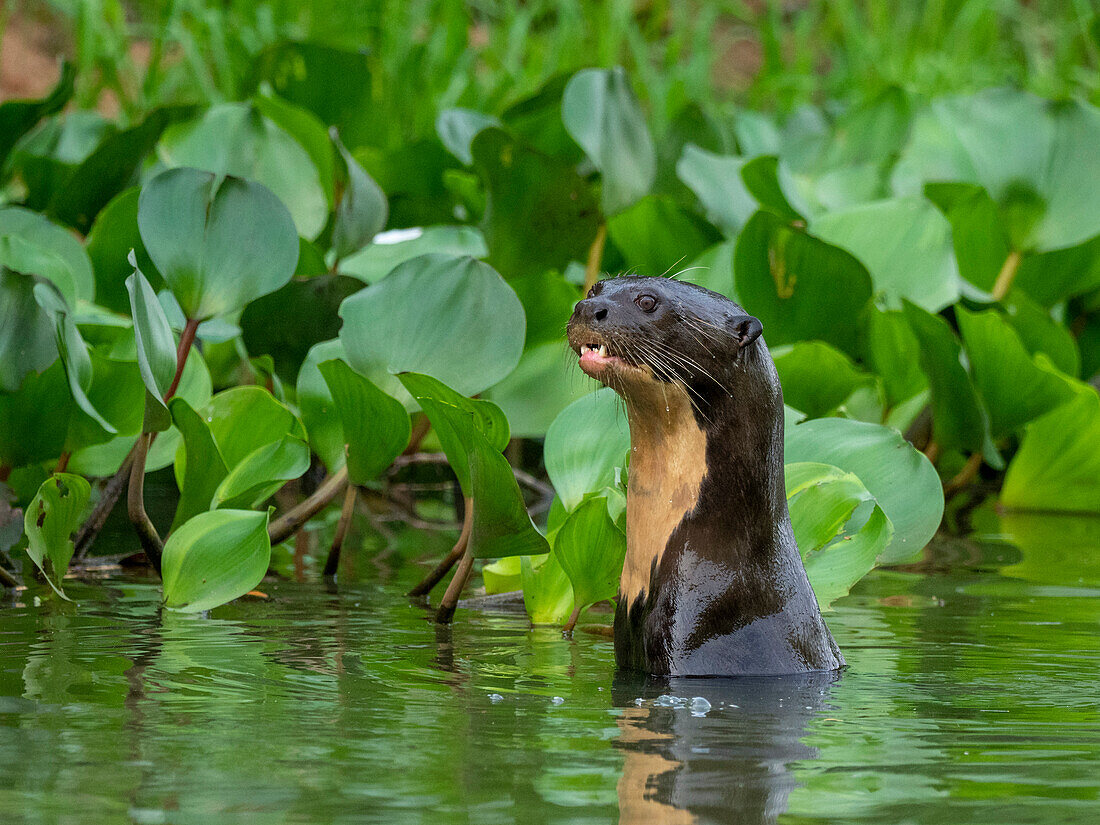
1 513 1098 824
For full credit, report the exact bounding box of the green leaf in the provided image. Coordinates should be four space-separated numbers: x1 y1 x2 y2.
675 144 757 234
773 341 872 419
398 372 546 560
956 306 1076 438
158 102 328 239
318 359 410 484
252 93 335 208
786 462 892 607
864 306 928 408
0 61 73 170
85 187 163 314
1000 290 1080 377
470 128 600 279
606 195 722 277
213 436 310 510
0 267 57 393
32 283 115 434
397 372 509 493
785 418 943 563
0 361 71 469
1001 389 1100 515
169 397 229 530
740 155 804 221
199 386 306 470
544 388 630 513
296 340 352 473
0 233 78 307
138 167 299 321
339 253 525 397
22 472 89 600
126 254 177 430
811 197 960 312
49 105 192 232
0 206 95 303
734 210 873 356
901 300 991 456
924 182 1012 294
563 67 655 215
436 108 500 165
555 496 627 613
339 226 488 284
330 129 388 262
521 553 575 625
161 509 271 613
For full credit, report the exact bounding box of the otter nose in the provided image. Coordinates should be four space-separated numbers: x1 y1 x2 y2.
574 297 611 325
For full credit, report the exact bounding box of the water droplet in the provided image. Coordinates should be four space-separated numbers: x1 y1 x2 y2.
690 697 711 716
551 696 565 705
487 693 504 703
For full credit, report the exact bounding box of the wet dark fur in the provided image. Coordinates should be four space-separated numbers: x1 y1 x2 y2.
567 275 844 676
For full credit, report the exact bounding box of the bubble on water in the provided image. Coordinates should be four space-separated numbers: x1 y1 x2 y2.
634 698 644 706
488 693 504 703
551 696 565 705
690 697 711 716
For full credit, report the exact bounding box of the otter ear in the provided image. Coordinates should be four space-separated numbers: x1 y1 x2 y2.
730 315 763 349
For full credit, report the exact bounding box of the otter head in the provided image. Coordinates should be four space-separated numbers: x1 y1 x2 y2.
566 276 767 419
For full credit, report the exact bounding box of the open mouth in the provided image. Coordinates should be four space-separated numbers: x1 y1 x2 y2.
578 341 635 375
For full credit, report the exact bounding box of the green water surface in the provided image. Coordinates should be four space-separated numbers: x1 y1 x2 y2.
2 513 1098 824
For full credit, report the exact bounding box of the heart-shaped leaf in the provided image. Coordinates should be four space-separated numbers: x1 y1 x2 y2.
521 553 574 625
161 509 271 613
773 341 873 419
734 210 872 356
785 417 943 564
137 167 299 321
339 253 525 397
676 144 757 234
213 435 310 510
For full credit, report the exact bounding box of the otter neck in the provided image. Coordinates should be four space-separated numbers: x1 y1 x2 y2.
620 381 708 604
619 369 791 606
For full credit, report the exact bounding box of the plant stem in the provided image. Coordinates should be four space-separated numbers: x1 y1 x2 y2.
0 565 19 589
403 414 431 455
323 484 359 578
0 464 11 483
944 452 983 496
584 223 607 292
991 250 1023 301
166 318 200 399
923 440 941 465
127 433 163 574
435 541 476 625
563 604 582 635
408 497 473 597
74 449 137 560
55 453 71 474
268 466 349 546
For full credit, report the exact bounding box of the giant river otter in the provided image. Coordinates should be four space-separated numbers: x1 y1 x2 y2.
567 275 844 676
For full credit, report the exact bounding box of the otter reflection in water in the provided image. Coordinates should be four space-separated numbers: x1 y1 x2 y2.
612 672 838 825
567 276 843 676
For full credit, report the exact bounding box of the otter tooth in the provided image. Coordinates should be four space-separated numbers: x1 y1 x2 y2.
598 344 608 357
581 345 591 355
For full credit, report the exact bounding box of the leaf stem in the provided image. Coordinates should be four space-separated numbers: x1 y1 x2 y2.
408 497 473 597
268 466 349 546
944 452 983 496
0 464 11 483
923 440 941 465
435 541 476 625
165 318 200 400
54 452 71 474
563 604 582 635
584 223 608 293
0 565 19 589
127 433 164 573
991 250 1023 301
323 484 359 578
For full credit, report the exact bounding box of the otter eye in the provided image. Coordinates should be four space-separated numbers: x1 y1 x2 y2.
635 294 658 313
